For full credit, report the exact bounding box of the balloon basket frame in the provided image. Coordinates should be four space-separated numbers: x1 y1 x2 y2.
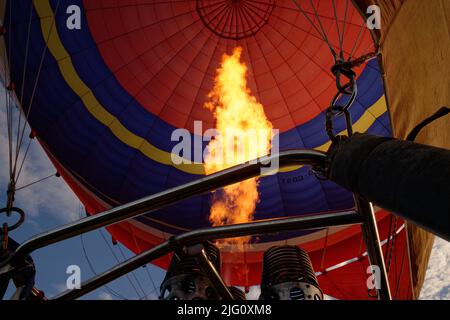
0 149 392 300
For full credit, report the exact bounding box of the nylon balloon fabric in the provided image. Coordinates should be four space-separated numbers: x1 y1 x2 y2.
1 0 415 299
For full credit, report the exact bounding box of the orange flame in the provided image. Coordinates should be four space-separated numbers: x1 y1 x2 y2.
204 47 273 246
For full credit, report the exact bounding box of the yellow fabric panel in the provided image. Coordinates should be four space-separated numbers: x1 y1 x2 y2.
382 0 450 147
354 0 405 44
33 0 389 177
407 224 435 299
0 1 5 17
33 0 205 174
380 0 450 299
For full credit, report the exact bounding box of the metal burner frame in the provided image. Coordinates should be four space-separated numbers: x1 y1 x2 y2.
0 149 391 300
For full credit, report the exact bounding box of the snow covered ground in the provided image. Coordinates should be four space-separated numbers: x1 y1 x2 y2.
420 237 450 300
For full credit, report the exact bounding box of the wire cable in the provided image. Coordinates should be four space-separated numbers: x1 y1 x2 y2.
127 228 159 297
15 1 35 170
116 241 148 299
77 206 127 300
14 137 33 185
98 229 145 299
12 0 62 183
14 173 56 192
291 0 336 58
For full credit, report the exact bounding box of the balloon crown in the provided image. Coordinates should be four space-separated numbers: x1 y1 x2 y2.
197 0 275 40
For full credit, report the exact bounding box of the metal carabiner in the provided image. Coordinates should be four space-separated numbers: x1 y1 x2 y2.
0 207 25 232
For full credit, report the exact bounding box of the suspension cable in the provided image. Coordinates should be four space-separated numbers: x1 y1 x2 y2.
98 229 146 299
1 0 62 218
349 20 367 60
15 1 35 175
385 217 398 274
339 0 350 55
289 0 382 143
128 225 159 297
14 173 58 192
13 0 62 182
115 240 149 299
78 206 128 300
291 0 337 58
18 1 35 106
331 0 343 57
14 135 33 185
80 232 128 300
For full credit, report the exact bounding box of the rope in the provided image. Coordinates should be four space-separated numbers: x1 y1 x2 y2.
385 217 398 274
12 0 62 189
127 225 159 296
406 107 450 142
393 242 407 299
77 206 127 300
80 234 127 300
3 75 13 187
384 215 393 267
9 1 34 206
2 0 61 217
142 264 159 298
4 0 15 200
2 18 15 213
339 0 350 56
308 0 336 57
14 173 57 192
14 137 33 185
98 229 146 299
331 0 343 57
15 2 35 173
320 227 330 271
116 242 149 299
290 0 380 142
291 0 337 58
349 17 367 61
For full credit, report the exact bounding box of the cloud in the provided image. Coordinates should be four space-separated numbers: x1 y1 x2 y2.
98 292 113 300
142 292 159 300
51 283 69 297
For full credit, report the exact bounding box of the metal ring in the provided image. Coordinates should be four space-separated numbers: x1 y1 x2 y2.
0 207 25 232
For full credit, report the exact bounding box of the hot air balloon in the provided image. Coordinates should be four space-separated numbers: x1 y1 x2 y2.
0 0 449 300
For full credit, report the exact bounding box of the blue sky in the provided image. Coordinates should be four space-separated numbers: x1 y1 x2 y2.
0 87 166 300
1 87 449 300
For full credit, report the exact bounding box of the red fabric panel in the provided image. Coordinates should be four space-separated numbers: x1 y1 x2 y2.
41 147 413 300
84 0 374 133
319 228 412 300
